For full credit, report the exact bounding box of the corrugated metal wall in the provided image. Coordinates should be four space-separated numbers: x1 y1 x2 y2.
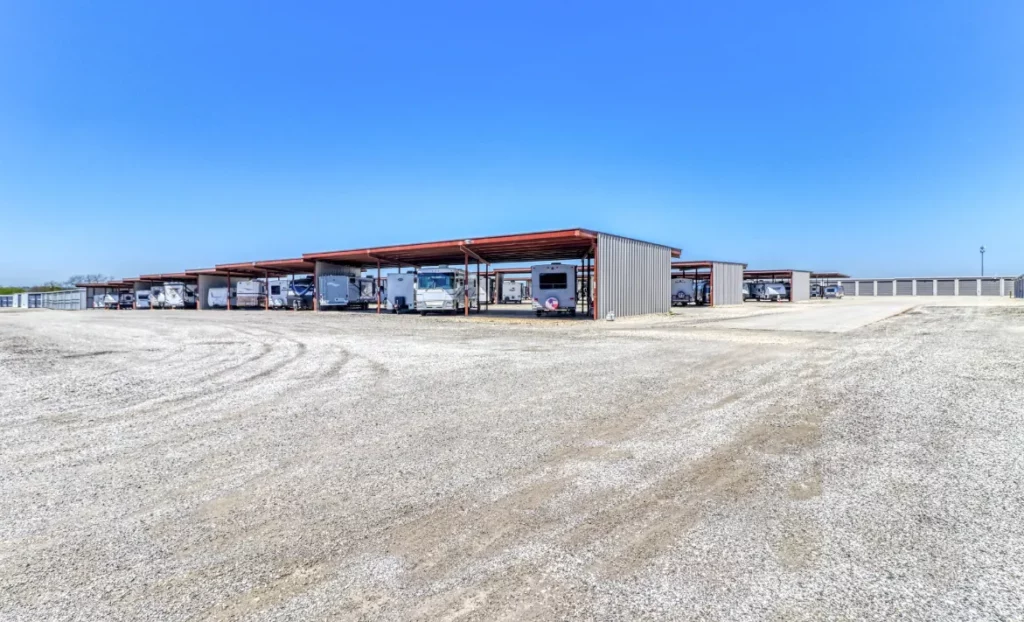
917 280 935 296
981 279 1001 296
712 262 745 306
790 271 811 302
936 279 955 295
596 233 671 317
1015 277 1023 298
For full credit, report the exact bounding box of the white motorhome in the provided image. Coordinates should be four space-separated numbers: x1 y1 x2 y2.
236 280 265 308
532 263 577 317
415 267 477 314
501 280 525 304
750 282 788 302
386 272 416 313
671 277 695 306
164 282 196 309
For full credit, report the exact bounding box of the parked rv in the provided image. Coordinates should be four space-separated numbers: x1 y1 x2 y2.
416 267 477 314
742 283 752 300
150 285 166 309
671 277 695 306
287 278 315 310
476 276 493 305
386 272 416 313
750 282 788 302
695 281 712 306
236 280 265 308
136 289 151 309
164 282 196 309
118 292 135 309
99 293 119 309
502 280 525 304
824 285 845 299
207 286 236 309
318 267 376 310
532 263 577 317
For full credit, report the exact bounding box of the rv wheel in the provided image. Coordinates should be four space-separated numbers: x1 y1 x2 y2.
420 311 427 316
536 310 543 317
569 309 576 317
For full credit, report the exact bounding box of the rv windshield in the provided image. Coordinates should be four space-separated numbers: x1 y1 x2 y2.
418 274 455 289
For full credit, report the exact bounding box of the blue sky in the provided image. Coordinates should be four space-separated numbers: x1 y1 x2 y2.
1 1 1022 283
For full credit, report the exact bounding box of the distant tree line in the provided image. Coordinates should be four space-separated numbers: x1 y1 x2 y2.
0 274 114 295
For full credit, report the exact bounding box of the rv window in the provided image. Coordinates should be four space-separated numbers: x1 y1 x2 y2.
539 273 568 290
270 285 281 295
418 274 455 289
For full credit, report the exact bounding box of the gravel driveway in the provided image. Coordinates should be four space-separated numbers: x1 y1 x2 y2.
1 302 1023 620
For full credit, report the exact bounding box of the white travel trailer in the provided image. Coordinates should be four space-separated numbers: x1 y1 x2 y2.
824 285 845 299
150 285 166 309
501 280 525 304
266 278 289 309
100 292 119 309
118 292 135 309
476 275 494 305
287 277 315 310
415 267 477 314
236 280 265 308
318 272 376 309
164 282 196 309
207 286 235 309
386 272 416 313
750 282 788 302
136 289 151 309
532 263 577 317
671 277 695 306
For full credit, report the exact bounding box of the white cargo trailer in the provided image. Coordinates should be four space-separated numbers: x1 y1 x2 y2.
415 267 477 314
532 263 577 317
386 272 415 313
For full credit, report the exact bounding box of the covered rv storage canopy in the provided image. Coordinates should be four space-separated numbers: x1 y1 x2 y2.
672 261 748 307
743 269 812 302
304 228 680 318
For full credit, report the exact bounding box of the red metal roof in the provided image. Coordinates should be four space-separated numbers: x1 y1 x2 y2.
811 272 851 279
673 260 748 270
140 272 199 281
215 258 316 276
304 228 680 267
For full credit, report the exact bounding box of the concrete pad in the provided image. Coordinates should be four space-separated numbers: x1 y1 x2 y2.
709 301 915 333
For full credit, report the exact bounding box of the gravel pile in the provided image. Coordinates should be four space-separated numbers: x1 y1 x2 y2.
1 302 1023 620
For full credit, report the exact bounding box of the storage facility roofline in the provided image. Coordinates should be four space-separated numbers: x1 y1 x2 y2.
673 260 749 269
140 272 198 281
215 258 316 277
304 228 680 267
811 272 851 279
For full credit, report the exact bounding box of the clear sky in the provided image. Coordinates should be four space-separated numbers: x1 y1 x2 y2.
1 1 1022 283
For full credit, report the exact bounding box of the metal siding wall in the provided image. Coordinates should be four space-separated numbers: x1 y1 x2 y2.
980 279 1001 296
790 271 811 302
596 233 670 317
712 263 744 306
896 280 914 295
916 279 934 296
936 279 955 295
840 280 856 296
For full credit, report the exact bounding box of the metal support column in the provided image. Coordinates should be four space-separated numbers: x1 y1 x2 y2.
592 241 599 320
225 272 231 310
464 251 470 316
264 270 270 310
376 260 381 314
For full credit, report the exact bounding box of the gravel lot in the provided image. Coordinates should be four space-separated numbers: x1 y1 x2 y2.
2 300 1024 621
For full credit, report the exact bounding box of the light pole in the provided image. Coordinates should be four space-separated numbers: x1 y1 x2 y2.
980 246 986 276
